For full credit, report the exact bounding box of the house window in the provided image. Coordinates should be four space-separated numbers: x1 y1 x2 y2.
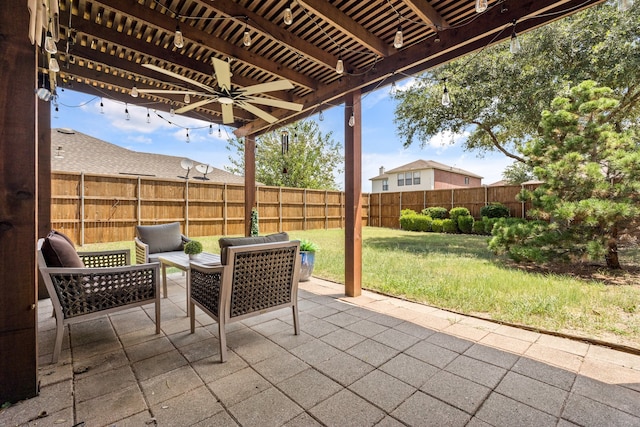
382 179 388 191
397 173 404 186
413 172 421 185
464 177 470 185
405 172 412 186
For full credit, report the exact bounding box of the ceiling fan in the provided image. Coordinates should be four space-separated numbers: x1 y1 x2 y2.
138 58 303 125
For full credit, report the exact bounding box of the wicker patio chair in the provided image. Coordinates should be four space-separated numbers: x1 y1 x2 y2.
134 222 190 264
189 240 301 362
37 237 161 363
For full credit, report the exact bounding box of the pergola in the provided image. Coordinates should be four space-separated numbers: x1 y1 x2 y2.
1 0 604 403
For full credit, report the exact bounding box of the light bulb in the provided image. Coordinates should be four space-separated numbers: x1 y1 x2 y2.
283 7 293 25
130 85 139 97
218 125 222 138
184 93 190 103
243 29 252 47
390 81 397 96
348 114 355 127
37 87 51 101
475 0 488 13
174 25 184 48
170 107 175 116
434 33 441 43
510 32 521 54
441 86 451 106
54 104 59 118
336 58 344 74
618 0 633 11
49 57 60 72
44 31 57 54
186 129 190 143
393 25 403 49
146 112 150 123
125 105 130 120
100 99 104 113
209 123 213 135
319 110 324 121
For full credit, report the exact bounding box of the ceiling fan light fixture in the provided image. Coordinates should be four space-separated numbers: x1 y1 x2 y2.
218 96 234 104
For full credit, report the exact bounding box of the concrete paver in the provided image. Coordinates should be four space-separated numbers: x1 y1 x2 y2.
1 274 639 426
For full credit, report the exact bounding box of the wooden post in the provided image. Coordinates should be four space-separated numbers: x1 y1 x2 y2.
345 90 362 297
0 1 39 401
80 172 85 246
244 135 256 236
37 98 51 299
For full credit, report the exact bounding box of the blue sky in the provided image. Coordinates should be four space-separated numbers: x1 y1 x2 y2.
52 78 513 192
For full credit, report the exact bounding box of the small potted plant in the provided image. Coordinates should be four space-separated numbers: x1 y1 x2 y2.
184 240 203 260
299 239 318 282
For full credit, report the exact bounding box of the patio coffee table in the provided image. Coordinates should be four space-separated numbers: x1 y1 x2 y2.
158 252 221 315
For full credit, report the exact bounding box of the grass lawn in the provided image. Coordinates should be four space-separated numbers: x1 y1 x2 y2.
81 226 640 349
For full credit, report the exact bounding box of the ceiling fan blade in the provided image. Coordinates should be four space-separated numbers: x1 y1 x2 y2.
243 80 294 95
142 63 215 94
137 89 208 95
246 96 303 112
239 102 279 123
221 103 234 124
175 98 217 114
212 58 231 90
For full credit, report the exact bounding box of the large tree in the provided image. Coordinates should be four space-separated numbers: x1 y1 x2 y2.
226 121 343 190
489 81 640 269
393 2 640 162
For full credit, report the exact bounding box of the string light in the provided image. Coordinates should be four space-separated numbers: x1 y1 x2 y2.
218 125 222 138
130 85 139 97
100 98 104 113
146 108 151 123
44 30 57 54
170 106 175 116
348 114 355 127
618 0 633 11
125 103 130 120
475 0 488 13
434 32 441 43
174 24 184 48
186 128 190 143
319 110 324 121
209 123 213 135
441 79 451 107
390 81 397 96
49 57 60 73
283 4 294 25
243 18 252 47
54 102 59 118
510 20 521 54
336 53 344 75
393 21 403 49
184 93 190 104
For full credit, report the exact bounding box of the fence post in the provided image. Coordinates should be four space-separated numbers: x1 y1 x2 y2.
185 179 189 237
279 187 283 232
378 194 381 227
451 188 454 209
223 183 228 236
80 172 85 246
137 176 141 226
303 189 307 230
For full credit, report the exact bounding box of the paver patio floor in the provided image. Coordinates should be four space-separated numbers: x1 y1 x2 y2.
2 273 639 426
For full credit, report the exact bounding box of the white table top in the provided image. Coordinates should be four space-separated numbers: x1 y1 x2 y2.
158 252 221 269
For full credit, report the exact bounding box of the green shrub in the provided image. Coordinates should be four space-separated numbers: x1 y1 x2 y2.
250 208 259 236
442 219 457 233
184 240 203 255
458 215 474 234
480 203 510 218
415 215 433 232
472 219 486 234
400 209 418 231
431 219 444 232
449 207 470 224
422 207 448 219
483 217 500 235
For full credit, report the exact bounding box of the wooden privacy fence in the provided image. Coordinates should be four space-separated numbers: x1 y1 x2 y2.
51 172 370 245
368 184 539 229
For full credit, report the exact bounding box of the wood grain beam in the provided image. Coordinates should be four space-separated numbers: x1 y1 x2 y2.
297 0 393 57
402 0 448 29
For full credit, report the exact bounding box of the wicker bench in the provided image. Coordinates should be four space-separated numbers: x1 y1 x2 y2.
37 238 161 363
189 240 301 362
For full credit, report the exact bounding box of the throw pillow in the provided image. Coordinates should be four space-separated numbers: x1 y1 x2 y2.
41 230 84 268
219 232 289 264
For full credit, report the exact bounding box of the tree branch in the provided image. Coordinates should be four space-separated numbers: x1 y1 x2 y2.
472 121 527 163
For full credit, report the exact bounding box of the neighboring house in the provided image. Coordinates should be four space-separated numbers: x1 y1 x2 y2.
370 159 483 193
51 128 245 184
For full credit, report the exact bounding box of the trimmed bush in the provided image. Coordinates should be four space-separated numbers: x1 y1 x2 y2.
422 207 448 219
483 217 500 235
458 215 474 234
431 219 444 232
442 219 457 233
399 212 417 231
449 207 470 224
480 203 510 219
415 215 433 232
472 219 486 235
